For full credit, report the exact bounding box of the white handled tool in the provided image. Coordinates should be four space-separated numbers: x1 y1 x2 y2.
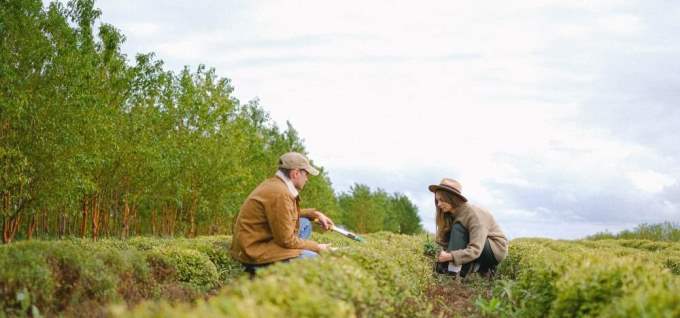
331 225 364 242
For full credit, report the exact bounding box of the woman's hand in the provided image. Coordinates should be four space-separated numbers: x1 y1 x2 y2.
437 251 453 262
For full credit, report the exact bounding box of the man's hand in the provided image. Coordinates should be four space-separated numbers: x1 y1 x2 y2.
318 243 333 252
437 251 453 262
314 211 335 230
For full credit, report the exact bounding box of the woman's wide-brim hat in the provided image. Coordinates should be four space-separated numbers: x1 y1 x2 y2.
428 178 468 202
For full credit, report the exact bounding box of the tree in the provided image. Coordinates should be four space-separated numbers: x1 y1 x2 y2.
339 184 386 233
0 0 348 241
390 193 423 234
338 185 423 234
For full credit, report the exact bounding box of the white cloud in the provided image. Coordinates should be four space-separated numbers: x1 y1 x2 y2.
120 22 160 38
627 170 676 193
597 14 643 35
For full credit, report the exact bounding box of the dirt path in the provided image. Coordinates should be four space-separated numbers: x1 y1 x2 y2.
426 275 492 318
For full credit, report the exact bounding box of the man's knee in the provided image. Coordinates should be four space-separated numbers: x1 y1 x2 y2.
298 249 319 259
300 217 312 228
299 217 312 239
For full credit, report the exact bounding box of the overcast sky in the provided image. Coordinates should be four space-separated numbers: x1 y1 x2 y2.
90 0 680 239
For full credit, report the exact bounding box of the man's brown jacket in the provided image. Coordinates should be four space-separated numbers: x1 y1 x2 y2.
230 176 320 264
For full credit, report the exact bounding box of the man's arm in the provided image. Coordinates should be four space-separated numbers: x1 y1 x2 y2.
301 208 334 230
266 194 320 252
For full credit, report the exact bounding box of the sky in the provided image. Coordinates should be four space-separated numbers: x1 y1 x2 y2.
88 0 679 239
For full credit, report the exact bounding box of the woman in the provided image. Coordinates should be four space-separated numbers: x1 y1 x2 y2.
429 178 508 277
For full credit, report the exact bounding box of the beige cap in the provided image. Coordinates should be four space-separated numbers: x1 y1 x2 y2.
428 178 468 202
278 152 320 176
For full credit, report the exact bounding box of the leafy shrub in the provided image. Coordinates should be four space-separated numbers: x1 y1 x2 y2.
258 257 382 316
1 236 238 317
115 232 436 318
602 275 680 318
486 237 680 318
149 246 219 292
168 236 243 282
0 242 55 316
423 237 438 257
116 275 355 318
587 222 680 242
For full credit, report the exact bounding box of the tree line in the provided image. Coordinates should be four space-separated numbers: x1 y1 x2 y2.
0 0 422 243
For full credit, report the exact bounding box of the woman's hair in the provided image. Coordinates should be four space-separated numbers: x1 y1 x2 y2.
434 190 461 246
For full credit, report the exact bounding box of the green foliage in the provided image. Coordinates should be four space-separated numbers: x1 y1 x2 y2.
483 237 680 318
423 237 439 257
587 222 680 242
338 184 423 234
115 232 435 318
117 275 355 318
390 193 423 234
2 0 349 240
0 240 122 316
0 236 241 317
149 247 219 292
0 242 55 317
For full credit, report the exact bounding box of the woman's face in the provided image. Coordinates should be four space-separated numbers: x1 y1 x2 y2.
435 191 455 213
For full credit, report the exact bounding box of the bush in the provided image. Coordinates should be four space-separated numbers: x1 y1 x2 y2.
150 246 219 292
587 222 680 242
486 237 680 318
0 242 55 317
117 275 355 318
3 233 444 317
0 236 238 317
114 232 436 318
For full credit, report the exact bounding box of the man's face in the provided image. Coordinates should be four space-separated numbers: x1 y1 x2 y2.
290 169 309 190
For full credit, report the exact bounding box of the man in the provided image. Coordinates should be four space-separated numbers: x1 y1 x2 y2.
230 152 334 274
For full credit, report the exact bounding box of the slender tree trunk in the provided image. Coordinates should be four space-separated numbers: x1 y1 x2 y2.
164 205 171 236
2 192 9 243
40 208 47 238
80 196 89 237
151 208 157 236
161 205 166 236
106 193 113 238
27 213 36 240
162 205 168 236
92 195 100 240
3 213 21 244
134 206 141 235
111 193 117 237
122 197 130 238
188 191 198 237
67 208 71 237
103 207 110 237
2 186 27 243
58 209 64 238
167 206 176 237
129 205 136 236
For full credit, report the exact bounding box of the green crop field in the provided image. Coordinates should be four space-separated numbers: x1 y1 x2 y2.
2 227 679 317
1 233 436 317
479 238 680 317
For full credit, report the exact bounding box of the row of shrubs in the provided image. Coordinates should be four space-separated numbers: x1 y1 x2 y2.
0 236 243 317
115 232 435 318
586 222 680 242
1 232 436 317
480 238 680 317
